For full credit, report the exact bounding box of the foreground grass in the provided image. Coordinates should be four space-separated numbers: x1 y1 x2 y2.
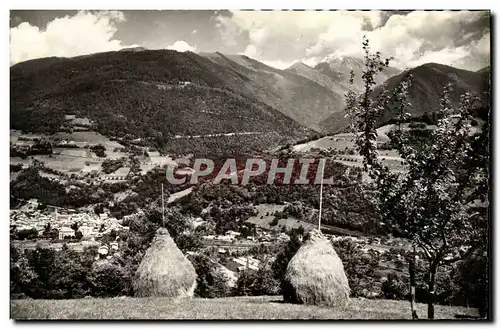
11 296 479 320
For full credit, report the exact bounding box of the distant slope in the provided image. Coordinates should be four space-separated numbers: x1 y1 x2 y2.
314 56 400 93
200 52 344 131
285 56 400 133
477 66 490 74
374 63 490 124
320 63 490 132
285 62 350 98
10 49 310 155
9 56 70 75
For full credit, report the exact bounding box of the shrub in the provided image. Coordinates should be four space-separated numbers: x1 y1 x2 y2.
233 266 280 297
101 158 124 174
88 260 131 297
191 254 231 298
10 164 23 172
272 227 303 284
382 272 409 300
331 239 380 298
90 144 106 157
16 228 38 240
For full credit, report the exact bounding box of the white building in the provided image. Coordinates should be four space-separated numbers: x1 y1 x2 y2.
216 235 234 242
79 225 93 237
59 227 75 240
232 257 260 271
98 245 109 255
192 217 206 229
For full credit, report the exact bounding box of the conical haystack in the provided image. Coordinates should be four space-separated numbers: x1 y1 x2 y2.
283 229 350 307
132 228 197 298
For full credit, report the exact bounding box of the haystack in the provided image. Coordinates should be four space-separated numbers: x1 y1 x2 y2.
282 229 350 307
132 228 197 298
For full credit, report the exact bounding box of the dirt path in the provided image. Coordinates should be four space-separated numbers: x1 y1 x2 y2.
166 187 193 204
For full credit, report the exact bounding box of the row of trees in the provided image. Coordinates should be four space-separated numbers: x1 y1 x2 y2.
10 223 487 308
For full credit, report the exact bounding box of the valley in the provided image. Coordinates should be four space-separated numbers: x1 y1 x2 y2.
9 45 490 318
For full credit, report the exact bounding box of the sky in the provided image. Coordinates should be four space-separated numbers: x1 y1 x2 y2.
9 10 490 71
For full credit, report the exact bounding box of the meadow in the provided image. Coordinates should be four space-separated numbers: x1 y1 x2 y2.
11 295 479 320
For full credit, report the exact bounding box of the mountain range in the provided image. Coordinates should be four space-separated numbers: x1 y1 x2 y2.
10 49 490 154
319 63 490 132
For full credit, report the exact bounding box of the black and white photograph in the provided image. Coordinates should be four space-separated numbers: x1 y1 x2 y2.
8 8 492 320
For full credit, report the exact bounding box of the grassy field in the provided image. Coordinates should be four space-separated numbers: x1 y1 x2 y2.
292 125 407 173
246 203 366 237
11 295 479 320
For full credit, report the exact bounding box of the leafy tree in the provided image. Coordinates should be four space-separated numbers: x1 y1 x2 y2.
101 158 125 174
233 270 254 297
94 203 105 215
382 272 409 300
233 266 280 297
47 249 93 298
332 238 381 298
88 261 131 297
345 37 489 319
100 229 118 245
271 227 303 289
70 222 79 232
75 231 83 240
90 144 107 157
251 266 280 296
175 232 203 252
10 245 38 298
41 223 58 240
190 254 231 298
17 228 38 240
10 163 23 172
453 250 488 317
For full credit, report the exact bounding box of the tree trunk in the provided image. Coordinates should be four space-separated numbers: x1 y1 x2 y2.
427 261 438 319
410 247 418 319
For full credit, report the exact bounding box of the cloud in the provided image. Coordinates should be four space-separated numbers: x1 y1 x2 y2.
10 11 127 65
363 11 490 69
215 10 490 71
167 40 196 52
449 33 490 71
240 44 296 69
260 58 297 70
217 10 374 63
120 44 143 50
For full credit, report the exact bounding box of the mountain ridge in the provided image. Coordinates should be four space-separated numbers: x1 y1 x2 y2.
11 49 489 145
200 52 345 131
10 49 311 155
319 62 490 132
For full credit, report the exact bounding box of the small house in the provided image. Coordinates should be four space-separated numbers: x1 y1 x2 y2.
59 227 75 240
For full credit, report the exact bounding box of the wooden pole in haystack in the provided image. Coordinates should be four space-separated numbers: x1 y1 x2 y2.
161 183 165 228
318 159 325 232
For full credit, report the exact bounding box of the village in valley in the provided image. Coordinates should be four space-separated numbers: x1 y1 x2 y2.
9 103 462 309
